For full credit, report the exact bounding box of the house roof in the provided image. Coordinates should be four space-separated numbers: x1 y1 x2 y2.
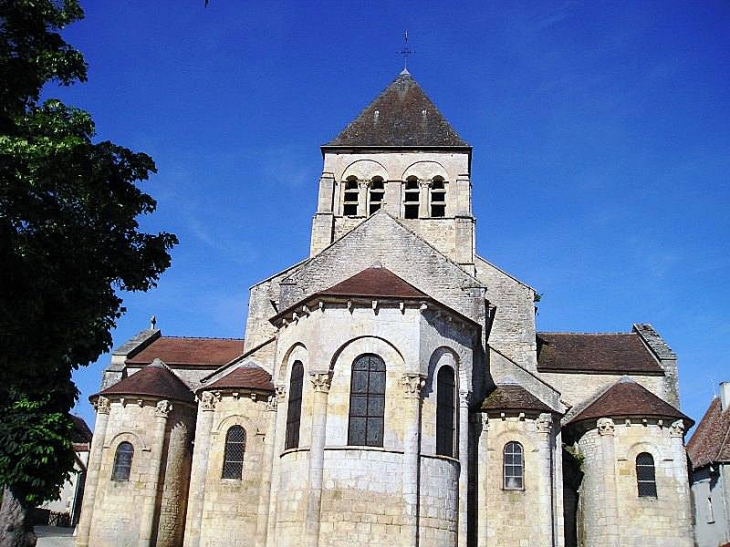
320 266 428 300
126 336 244 367
687 397 730 469
70 415 92 444
325 71 469 148
536 332 664 374
480 384 555 414
202 364 274 393
96 360 195 403
567 378 691 426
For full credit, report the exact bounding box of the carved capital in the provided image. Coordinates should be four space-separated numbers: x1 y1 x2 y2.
95 396 111 415
275 384 287 403
670 419 685 438
199 391 220 411
155 399 172 418
536 413 552 434
310 372 332 393
597 417 615 436
418 179 431 189
265 395 278 412
358 179 370 189
481 415 490 432
459 390 472 407
400 373 425 398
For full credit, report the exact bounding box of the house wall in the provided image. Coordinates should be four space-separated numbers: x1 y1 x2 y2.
691 464 730 547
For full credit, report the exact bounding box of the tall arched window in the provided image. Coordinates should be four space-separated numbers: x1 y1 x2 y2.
343 176 359 216
636 452 657 497
285 361 304 450
222 426 246 479
436 366 456 457
112 441 133 481
430 176 446 217
369 176 385 215
404 176 420 219
503 441 524 490
348 354 386 447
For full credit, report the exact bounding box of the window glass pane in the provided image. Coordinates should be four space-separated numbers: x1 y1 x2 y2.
350 394 368 416
366 418 384 446
112 442 134 481
369 371 386 392
222 426 245 479
368 396 385 415
348 354 386 447
351 370 369 393
348 417 366 445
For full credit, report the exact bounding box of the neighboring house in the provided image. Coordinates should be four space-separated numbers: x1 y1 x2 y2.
688 382 730 547
76 70 696 547
37 415 92 526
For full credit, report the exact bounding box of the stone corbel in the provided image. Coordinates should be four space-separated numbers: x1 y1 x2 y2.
597 417 615 436
669 419 685 438
199 390 220 411
155 399 172 418
536 413 552 434
275 384 287 403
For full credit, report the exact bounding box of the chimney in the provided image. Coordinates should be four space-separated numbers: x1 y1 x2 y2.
721 382 730 412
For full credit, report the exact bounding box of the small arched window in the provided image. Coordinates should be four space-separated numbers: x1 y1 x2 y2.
436 366 456 457
222 425 246 479
430 176 446 217
343 176 359 216
503 442 524 490
369 177 385 215
112 441 134 482
404 176 420 219
285 361 304 450
348 354 386 447
636 452 657 497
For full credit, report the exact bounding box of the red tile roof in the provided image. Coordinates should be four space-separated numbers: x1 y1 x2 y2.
568 379 690 426
70 415 92 444
480 384 554 414
537 332 663 374
687 398 730 469
97 361 194 403
320 267 428 300
126 336 244 367
326 71 469 148
203 365 274 392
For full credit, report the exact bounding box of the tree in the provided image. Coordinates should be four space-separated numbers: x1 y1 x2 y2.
0 1 177 545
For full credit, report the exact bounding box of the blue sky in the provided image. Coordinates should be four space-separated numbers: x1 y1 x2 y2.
54 1 729 433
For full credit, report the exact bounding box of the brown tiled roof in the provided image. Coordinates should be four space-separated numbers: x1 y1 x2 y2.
687 398 730 469
97 361 194 403
126 336 244 367
537 332 663 374
320 267 428 300
70 415 92 444
567 379 690 426
203 364 274 393
326 71 469 148
480 384 554 414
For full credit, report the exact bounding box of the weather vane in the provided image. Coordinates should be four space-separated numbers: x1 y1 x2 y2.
397 30 415 70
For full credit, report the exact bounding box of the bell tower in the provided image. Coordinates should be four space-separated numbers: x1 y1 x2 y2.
310 70 475 270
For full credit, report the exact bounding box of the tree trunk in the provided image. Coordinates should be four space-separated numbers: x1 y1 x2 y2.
0 487 36 547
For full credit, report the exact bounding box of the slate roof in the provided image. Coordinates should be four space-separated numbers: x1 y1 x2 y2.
537 332 664 374
567 378 690 426
480 384 554 414
126 336 244 367
326 71 469 148
320 267 428 300
687 397 730 469
96 360 194 403
203 364 274 393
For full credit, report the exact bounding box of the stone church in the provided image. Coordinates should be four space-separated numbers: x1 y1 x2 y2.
76 71 696 547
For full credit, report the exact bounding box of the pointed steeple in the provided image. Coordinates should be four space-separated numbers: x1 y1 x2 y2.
326 72 469 148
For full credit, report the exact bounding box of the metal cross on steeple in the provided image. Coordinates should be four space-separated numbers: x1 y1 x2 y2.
397 30 415 71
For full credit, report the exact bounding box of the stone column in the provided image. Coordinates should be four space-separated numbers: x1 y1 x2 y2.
419 179 430 218
457 391 470 547
477 415 490 546
553 428 566 547
255 395 279 547
138 400 172 547
597 418 619 547
358 179 369 217
266 385 288 547
669 420 694 546
536 413 554 547
305 372 331 547
76 396 111 547
400 373 425 547
183 391 218 547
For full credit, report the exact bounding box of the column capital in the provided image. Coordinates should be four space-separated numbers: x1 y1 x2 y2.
536 413 552 434
418 179 431 188
155 399 172 418
95 395 111 415
669 419 685 438
597 417 615 436
458 390 472 407
198 391 220 411
264 394 278 412
400 373 425 398
310 372 332 393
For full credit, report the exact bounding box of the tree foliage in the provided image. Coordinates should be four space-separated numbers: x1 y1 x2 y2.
0 0 177 524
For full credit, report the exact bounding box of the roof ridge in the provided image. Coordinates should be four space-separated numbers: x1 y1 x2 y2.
161 335 244 341
539 331 636 336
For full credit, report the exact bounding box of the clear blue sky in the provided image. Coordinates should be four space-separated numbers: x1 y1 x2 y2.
54 1 730 433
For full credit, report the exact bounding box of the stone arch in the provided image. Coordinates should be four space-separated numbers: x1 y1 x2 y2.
401 160 449 182
425 346 461 397
212 414 260 437
341 159 389 181
621 438 664 464
276 342 308 384
105 430 149 452
329 335 405 374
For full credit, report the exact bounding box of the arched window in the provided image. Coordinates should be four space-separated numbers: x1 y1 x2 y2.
285 361 304 450
503 442 524 490
404 176 420 219
348 354 386 447
343 176 359 216
369 176 385 215
636 452 657 497
222 426 246 479
430 176 446 217
112 441 133 481
436 366 456 457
